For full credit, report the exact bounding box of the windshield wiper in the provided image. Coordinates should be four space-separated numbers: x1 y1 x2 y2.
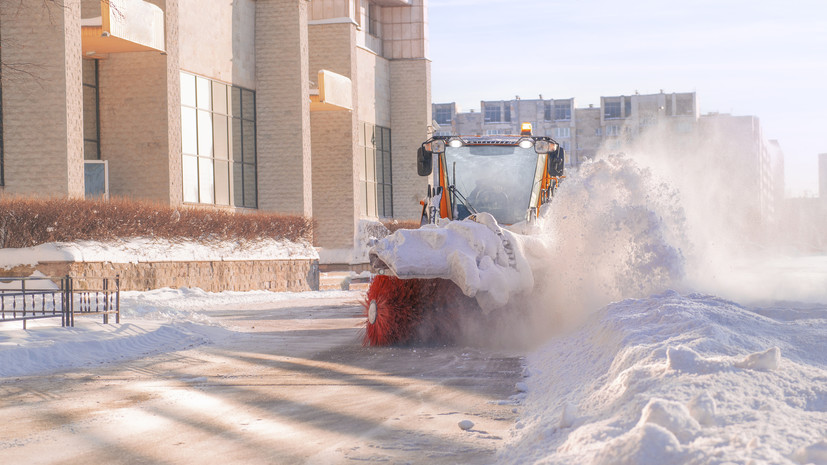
448 161 477 219
448 184 477 217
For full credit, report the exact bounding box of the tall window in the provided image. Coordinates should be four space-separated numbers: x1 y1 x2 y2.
555 103 571 121
676 94 694 115
181 72 257 208
624 98 632 118
359 122 393 218
484 104 501 123
503 104 511 123
82 59 101 160
231 86 258 208
604 101 621 119
434 106 453 125
544 101 552 121
367 3 380 37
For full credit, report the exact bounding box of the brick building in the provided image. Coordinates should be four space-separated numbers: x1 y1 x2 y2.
0 0 431 269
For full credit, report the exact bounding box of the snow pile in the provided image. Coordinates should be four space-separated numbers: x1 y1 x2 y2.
0 288 358 378
0 321 223 378
369 212 548 312
0 237 318 269
120 287 355 321
499 291 827 464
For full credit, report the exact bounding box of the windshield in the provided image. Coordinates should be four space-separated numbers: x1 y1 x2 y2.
443 144 540 224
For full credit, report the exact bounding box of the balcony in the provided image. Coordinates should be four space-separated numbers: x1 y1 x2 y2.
81 0 164 58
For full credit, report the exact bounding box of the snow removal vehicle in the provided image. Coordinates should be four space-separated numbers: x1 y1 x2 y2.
363 123 565 346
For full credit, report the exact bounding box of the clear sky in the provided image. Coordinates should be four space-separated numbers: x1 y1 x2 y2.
428 0 827 197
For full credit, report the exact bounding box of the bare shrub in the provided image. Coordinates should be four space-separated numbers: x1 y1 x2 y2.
0 196 313 248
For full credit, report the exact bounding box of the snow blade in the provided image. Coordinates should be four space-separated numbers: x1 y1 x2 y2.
362 275 480 346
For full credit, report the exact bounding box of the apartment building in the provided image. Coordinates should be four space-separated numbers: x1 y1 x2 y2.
436 91 698 170
0 0 431 269
434 91 785 229
783 154 827 250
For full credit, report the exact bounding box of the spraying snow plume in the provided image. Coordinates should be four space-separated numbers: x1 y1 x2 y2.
526 154 688 336
614 123 827 304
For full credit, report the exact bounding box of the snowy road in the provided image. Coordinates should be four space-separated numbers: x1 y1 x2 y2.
0 292 523 464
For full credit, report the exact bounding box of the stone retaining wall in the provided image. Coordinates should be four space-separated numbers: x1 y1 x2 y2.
1 259 320 292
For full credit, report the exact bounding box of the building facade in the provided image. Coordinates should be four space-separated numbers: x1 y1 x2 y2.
0 0 431 268
435 91 698 170
434 91 787 231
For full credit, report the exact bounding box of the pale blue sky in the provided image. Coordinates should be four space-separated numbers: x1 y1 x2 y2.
428 0 827 196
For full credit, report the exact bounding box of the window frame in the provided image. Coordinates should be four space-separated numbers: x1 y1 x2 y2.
82 58 102 161
484 104 502 123
180 71 257 208
554 103 571 121
604 101 621 119
676 94 694 116
367 3 380 38
359 122 393 218
434 106 453 125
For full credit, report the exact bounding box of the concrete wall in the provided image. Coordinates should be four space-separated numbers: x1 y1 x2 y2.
178 0 256 89
99 53 179 203
255 0 313 217
97 0 181 205
308 22 359 260
0 0 84 197
384 0 427 60
3 259 320 292
356 48 391 127
389 58 431 220
310 0 354 19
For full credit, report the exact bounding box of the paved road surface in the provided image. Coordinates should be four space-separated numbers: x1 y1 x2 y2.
0 294 523 464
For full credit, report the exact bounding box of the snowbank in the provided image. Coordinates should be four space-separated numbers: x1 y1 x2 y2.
0 237 318 269
0 288 358 378
500 291 827 464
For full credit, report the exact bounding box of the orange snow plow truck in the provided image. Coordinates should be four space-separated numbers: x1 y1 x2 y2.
362 123 565 346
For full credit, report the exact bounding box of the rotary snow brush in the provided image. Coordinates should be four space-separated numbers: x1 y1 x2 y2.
362 125 565 346
362 275 478 346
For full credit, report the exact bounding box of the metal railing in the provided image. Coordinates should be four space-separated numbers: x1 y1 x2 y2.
0 275 120 329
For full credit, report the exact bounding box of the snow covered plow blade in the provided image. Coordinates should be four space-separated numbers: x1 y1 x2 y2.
363 124 565 346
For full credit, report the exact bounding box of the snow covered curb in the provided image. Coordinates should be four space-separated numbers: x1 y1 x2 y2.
0 238 321 292
0 237 318 268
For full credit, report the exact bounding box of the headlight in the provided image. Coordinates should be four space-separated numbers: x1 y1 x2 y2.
518 138 534 149
534 140 550 153
448 138 464 148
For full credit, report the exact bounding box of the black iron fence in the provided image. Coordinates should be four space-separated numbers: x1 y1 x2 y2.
0 275 120 329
